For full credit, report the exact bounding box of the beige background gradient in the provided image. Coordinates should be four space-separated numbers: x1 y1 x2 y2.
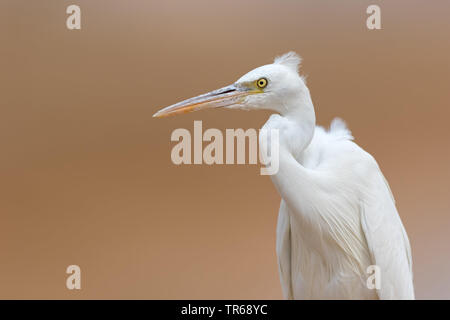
1 0 449 299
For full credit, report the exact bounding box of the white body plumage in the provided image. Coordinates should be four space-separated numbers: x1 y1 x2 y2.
264 116 413 299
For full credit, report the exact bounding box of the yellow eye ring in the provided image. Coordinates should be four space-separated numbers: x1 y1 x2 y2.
256 78 268 89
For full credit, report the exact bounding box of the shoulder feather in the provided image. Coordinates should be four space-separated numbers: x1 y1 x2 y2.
329 118 354 141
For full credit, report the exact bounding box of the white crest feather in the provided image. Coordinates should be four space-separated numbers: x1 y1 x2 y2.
274 51 302 73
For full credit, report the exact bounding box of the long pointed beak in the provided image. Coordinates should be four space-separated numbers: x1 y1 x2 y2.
153 84 256 118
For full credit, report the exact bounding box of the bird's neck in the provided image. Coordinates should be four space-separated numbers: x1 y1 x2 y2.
281 88 316 159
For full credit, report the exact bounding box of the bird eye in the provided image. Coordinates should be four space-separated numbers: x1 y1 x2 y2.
256 78 268 89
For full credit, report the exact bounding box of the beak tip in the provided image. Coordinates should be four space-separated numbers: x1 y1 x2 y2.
153 110 162 118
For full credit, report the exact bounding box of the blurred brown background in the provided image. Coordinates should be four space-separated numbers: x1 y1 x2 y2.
1 0 449 299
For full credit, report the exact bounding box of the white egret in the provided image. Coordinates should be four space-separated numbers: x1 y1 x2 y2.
154 52 414 299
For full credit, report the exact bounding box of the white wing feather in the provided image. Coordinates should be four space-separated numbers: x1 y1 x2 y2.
360 169 414 299
276 200 294 299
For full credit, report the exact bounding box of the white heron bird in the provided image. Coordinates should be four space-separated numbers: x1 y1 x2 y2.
153 52 414 299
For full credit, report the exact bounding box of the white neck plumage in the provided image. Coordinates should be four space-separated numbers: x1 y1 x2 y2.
280 88 316 160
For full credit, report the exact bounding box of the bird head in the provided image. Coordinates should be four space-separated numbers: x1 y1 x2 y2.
153 52 307 118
